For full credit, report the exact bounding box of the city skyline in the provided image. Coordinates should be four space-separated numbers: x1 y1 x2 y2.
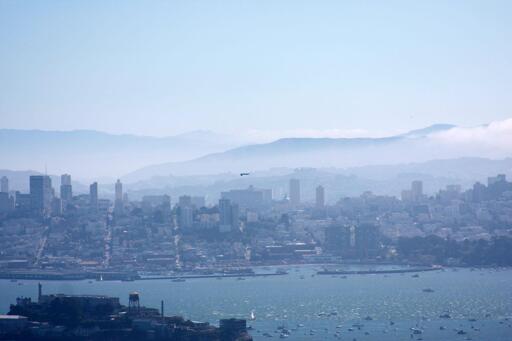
1 2 512 340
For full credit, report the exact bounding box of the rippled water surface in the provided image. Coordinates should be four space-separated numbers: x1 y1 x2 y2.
1 266 511 340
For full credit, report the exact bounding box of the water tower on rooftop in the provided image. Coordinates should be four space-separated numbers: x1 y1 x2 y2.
128 291 140 313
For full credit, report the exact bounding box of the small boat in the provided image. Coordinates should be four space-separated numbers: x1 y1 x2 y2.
172 278 186 282
249 310 256 320
279 332 289 338
422 288 435 293
411 327 423 334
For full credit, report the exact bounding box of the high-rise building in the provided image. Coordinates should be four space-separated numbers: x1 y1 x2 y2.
30 175 53 213
61 174 71 186
401 180 424 202
0 176 8 193
219 198 231 226
114 179 123 215
51 197 62 216
115 179 123 202
221 186 272 211
178 195 193 228
178 206 194 229
15 192 31 212
315 185 325 208
488 174 506 186
289 179 300 206
219 198 239 232
0 192 10 213
60 174 73 202
142 195 171 209
231 203 239 229
411 180 423 201
89 182 98 211
178 195 192 207
472 182 486 202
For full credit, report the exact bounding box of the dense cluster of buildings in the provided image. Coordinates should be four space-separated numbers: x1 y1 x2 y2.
0 172 511 275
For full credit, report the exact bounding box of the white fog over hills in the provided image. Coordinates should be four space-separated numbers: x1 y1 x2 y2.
1 118 511 198
124 119 512 182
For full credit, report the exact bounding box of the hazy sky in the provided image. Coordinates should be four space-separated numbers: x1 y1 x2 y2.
1 1 511 137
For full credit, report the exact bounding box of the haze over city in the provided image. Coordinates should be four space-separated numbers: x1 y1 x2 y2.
0 1 512 341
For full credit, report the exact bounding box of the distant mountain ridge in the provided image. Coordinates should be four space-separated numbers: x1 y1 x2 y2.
3 122 508 182
0 129 248 179
124 124 460 181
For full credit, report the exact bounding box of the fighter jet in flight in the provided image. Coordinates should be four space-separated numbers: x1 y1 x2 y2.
240 172 250 176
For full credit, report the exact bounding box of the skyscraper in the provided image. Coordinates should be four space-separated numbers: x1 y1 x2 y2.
51 197 62 216
315 185 325 208
89 182 98 211
221 186 272 211
60 174 73 202
411 180 423 201
219 198 239 232
0 176 8 193
230 203 239 230
488 174 506 186
289 179 300 206
114 179 123 215
0 192 10 213
115 179 123 202
30 175 53 213
178 206 194 229
178 195 192 207
219 198 231 226
178 195 193 228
